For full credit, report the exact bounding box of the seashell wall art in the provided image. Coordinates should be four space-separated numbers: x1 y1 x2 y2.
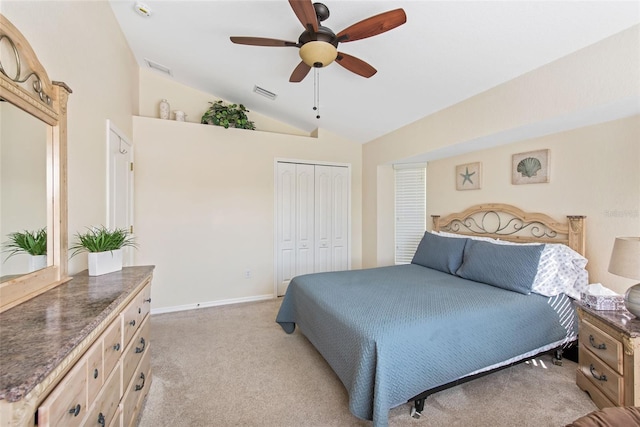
512 149 549 184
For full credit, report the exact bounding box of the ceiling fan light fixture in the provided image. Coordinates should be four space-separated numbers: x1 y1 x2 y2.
299 41 337 68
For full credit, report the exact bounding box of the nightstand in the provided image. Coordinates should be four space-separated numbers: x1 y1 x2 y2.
576 303 640 408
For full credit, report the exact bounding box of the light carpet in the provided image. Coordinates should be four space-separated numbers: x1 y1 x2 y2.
138 299 597 426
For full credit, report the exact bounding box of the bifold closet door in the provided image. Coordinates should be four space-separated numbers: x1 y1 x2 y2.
314 165 349 273
276 163 314 296
276 162 349 296
295 164 315 277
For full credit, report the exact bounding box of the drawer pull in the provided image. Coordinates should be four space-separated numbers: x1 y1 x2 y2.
135 337 146 354
98 412 106 427
589 335 607 350
145 298 152 303
138 307 142 314
113 342 121 351
135 372 146 391
93 368 99 379
69 403 81 417
129 319 136 327
589 364 607 382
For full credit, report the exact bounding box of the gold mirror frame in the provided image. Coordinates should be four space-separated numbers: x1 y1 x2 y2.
0 14 71 312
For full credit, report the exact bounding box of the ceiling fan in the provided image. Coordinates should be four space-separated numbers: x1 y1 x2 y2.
230 0 407 83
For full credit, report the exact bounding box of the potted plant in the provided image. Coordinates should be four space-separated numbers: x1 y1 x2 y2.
70 226 136 276
201 100 256 130
2 227 48 272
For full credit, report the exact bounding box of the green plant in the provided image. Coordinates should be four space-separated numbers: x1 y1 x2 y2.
201 100 256 130
70 226 136 256
3 228 47 258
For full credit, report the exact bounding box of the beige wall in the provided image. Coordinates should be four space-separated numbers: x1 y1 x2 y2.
133 116 362 310
138 68 309 137
427 116 640 294
362 26 640 294
2 1 140 274
4 2 637 305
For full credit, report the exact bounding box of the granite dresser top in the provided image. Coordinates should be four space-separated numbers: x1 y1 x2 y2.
0 265 154 403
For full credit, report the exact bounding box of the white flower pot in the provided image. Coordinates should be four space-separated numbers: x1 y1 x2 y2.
28 254 48 272
88 249 123 276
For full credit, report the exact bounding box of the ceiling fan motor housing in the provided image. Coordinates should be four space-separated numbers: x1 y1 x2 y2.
298 25 338 68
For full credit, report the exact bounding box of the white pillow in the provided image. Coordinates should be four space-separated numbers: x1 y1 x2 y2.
530 243 588 300
434 231 588 299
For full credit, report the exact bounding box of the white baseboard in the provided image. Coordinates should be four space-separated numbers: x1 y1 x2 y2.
150 294 275 315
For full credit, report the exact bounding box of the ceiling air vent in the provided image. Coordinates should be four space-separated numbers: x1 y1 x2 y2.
144 58 172 76
253 85 277 101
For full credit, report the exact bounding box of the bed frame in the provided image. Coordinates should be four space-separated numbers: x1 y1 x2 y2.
432 203 585 256
408 203 586 418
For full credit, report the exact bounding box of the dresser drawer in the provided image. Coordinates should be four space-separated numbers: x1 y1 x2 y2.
122 349 151 427
38 358 88 427
86 338 104 405
122 316 150 386
103 315 123 377
122 282 151 346
82 363 121 427
579 319 623 373
579 346 624 405
140 282 152 319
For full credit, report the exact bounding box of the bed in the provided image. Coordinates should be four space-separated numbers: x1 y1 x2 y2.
276 204 588 427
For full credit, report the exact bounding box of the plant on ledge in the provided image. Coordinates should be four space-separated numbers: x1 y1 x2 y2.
201 100 256 130
70 226 136 256
3 228 47 259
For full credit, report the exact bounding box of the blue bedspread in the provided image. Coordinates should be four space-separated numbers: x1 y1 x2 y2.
276 264 576 427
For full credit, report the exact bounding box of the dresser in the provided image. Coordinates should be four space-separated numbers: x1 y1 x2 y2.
576 303 640 408
0 266 154 427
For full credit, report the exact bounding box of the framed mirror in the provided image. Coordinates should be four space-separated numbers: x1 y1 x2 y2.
0 14 71 312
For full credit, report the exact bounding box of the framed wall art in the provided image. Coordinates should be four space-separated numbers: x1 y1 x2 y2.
512 149 549 185
456 162 481 190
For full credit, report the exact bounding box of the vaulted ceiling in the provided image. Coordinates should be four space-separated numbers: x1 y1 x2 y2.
110 1 640 143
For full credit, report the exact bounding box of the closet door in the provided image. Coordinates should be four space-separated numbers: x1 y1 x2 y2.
314 165 349 273
276 161 350 296
331 166 349 271
295 164 315 277
314 166 332 273
276 163 297 296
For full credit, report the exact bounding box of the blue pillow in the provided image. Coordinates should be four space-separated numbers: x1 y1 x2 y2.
411 232 468 274
455 239 544 295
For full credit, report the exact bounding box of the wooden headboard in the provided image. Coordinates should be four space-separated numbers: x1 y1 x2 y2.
432 203 586 256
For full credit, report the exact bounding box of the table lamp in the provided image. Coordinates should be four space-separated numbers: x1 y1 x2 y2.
608 237 640 316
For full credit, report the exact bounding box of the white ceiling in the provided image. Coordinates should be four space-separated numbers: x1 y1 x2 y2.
109 0 640 144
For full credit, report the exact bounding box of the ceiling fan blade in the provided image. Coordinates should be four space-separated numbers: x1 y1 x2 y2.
230 36 298 47
289 61 312 82
335 52 377 78
289 0 318 33
337 9 406 43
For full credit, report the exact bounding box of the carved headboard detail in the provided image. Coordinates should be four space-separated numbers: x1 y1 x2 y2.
432 203 586 256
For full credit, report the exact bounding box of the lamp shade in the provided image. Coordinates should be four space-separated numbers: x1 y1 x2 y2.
299 41 338 68
608 237 640 280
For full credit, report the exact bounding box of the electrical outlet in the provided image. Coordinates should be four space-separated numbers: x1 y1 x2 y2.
244 268 252 279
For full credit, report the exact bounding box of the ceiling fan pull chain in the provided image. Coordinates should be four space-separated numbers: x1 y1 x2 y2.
314 67 320 119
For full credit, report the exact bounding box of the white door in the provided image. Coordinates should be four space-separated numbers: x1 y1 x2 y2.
107 121 134 265
314 166 332 273
331 166 349 271
276 163 297 296
275 161 350 296
295 164 315 277
315 165 349 272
